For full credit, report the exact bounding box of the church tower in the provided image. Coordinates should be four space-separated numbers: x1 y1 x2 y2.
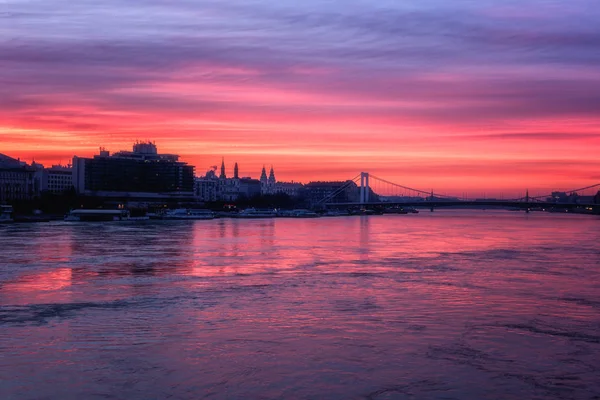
234 162 239 179
220 157 226 179
268 166 276 194
268 166 276 185
260 166 267 184
260 165 268 194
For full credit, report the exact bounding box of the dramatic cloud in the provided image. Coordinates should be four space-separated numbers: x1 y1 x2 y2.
1 0 599 195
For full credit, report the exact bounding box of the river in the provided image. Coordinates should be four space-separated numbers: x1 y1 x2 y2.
1 211 599 399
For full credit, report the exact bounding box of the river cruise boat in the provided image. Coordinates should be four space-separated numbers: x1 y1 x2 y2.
65 209 130 222
321 210 350 217
276 209 319 218
290 209 319 218
161 208 215 220
382 208 409 214
237 208 277 218
0 205 14 223
349 208 383 216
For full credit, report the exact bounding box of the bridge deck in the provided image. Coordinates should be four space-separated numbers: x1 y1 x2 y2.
326 200 598 209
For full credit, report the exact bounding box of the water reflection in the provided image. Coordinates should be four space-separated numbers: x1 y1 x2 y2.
0 211 599 399
67 222 196 278
0 268 73 306
359 216 370 262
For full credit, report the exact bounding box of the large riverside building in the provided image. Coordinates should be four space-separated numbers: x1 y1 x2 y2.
73 142 194 200
41 164 73 194
239 178 262 198
194 170 219 202
304 181 360 206
275 181 303 197
0 153 36 203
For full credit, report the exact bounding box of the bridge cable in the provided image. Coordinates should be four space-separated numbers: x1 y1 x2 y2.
368 175 457 199
316 174 361 205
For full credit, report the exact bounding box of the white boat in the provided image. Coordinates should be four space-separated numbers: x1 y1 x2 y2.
322 210 350 217
65 209 130 222
0 205 14 223
290 209 319 218
237 208 277 218
276 209 294 217
161 208 215 220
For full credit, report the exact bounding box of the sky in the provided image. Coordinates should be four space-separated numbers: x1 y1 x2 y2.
1 0 599 196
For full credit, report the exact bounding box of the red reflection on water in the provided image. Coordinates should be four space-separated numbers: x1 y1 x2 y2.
1 212 599 399
1 268 73 306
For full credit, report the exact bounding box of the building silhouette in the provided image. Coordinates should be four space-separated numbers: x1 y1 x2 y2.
304 181 360 206
195 160 287 202
0 153 36 203
259 165 277 195
41 164 73 194
73 141 194 200
260 166 268 192
220 158 226 179
275 181 303 197
267 166 276 194
239 178 262 198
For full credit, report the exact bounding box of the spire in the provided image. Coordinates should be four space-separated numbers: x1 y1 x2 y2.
268 165 275 185
220 157 226 179
260 165 268 184
234 162 239 179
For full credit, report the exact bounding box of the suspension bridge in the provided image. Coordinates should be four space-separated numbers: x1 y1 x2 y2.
317 172 600 213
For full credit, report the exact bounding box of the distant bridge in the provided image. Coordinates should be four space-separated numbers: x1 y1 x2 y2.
318 172 600 213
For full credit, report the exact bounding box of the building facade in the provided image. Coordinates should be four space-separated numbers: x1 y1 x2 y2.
304 180 360 206
0 153 36 203
219 177 240 202
217 159 241 201
195 160 243 202
42 165 73 194
73 142 194 200
194 175 219 202
239 178 262 198
260 166 277 194
195 160 281 202
275 182 304 197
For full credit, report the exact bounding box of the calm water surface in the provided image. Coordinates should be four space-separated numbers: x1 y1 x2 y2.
1 211 599 399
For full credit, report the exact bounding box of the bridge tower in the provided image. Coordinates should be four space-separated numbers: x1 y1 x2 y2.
360 172 370 205
525 189 530 214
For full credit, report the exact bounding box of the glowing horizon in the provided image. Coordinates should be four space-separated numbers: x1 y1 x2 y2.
2 0 600 197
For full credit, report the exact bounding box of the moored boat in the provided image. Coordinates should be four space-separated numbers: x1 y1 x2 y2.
65 209 130 222
290 209 319 218
0 205 14 223
321 210 350 217
237 208 277 218
161 208 215 220
382 208 409 214
349 208 383 216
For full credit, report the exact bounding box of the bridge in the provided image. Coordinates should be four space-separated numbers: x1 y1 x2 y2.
318 172 600 214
